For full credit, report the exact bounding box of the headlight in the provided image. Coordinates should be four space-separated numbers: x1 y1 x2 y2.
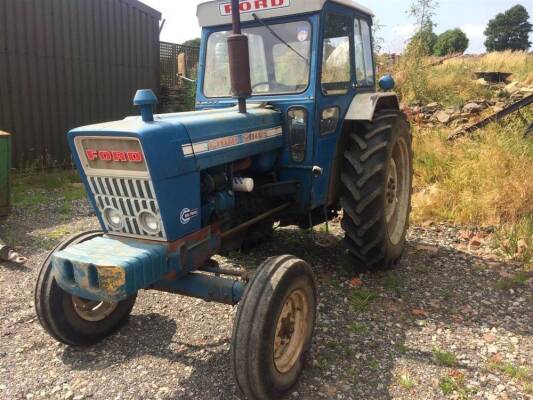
138 210 160 235
103 207 124 230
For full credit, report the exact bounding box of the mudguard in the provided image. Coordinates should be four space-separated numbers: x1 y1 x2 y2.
345 92 400 121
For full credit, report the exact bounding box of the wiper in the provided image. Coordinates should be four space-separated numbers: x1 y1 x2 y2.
252 13 309 64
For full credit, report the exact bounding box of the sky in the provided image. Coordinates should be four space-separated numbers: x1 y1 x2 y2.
142 0 533 54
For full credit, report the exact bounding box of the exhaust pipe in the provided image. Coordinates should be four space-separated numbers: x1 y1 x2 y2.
227 0 252 113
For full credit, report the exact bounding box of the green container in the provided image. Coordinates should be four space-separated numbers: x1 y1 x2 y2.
0 131 11 217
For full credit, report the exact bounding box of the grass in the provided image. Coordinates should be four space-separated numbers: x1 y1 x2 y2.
348 287 377 311
432 348 457 367
414 263 430 273
11 168 84 216
411 107 533 264
392 51 533 265
313 358 329 371
488 361 531 381
347 366 359 383
495 271 530 290
392 51 533 107
346 322 368 334
383 273 403 297
524 383 533 394
438 376 475 399
395 343 409 354
398 373 416 390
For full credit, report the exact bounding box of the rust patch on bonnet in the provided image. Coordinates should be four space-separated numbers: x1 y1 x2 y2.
97 266 126 293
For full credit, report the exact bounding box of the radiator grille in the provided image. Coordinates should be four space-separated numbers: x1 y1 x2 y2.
87 176 166 240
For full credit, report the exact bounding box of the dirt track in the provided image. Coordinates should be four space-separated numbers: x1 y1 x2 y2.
0 198 531 400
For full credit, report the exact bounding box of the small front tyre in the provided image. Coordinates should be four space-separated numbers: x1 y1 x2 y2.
34 231 137 346
232 256 317 400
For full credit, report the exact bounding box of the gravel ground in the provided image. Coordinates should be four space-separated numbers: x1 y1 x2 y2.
0 198 532 400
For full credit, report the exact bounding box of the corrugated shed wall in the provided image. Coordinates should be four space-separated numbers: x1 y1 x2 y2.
0 0 161 167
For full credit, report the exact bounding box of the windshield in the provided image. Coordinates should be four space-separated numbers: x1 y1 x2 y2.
204 21 312 98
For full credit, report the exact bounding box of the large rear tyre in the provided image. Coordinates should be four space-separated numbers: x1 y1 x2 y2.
340 110 413 271
34 231 137 346
232 256 317 400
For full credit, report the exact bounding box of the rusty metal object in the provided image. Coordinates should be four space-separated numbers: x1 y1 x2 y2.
200 259 252 280
449 94 533 141
0 242 28 265
474 72 512 84
221 203 291 240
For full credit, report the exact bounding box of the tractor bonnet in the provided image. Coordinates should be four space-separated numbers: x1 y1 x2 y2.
197 0 374 27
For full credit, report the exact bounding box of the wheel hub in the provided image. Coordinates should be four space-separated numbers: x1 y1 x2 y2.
273 289 309 374
71 296 118 322
385 138 411 245
386 158 398 217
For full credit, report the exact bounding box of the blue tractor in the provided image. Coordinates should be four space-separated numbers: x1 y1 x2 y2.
35 0 412 398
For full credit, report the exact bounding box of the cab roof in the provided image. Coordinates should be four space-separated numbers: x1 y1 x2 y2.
197 0 374 28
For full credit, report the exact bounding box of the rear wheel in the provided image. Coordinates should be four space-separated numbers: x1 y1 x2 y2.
340 110 413 271
232 256 317 400
34 231 137 346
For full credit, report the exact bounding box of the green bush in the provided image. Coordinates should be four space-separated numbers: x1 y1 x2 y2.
434 29 469 56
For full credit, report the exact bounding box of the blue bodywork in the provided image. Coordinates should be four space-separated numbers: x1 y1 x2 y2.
53 1 379 304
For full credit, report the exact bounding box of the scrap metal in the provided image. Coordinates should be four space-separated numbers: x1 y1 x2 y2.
449 94 533 141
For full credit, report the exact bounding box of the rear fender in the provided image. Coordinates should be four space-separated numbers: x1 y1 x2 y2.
345 92 400 121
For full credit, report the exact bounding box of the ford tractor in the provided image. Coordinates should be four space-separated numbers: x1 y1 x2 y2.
35 0 413 398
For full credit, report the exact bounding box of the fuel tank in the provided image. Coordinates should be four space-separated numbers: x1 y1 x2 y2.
68 105 284 242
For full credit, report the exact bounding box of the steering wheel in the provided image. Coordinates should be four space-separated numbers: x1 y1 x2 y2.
251 81 271 91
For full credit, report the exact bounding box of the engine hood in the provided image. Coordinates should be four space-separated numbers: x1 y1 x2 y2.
68 105 284 181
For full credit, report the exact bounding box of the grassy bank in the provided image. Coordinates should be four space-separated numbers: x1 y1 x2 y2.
392 51 533 107
401 52 533 263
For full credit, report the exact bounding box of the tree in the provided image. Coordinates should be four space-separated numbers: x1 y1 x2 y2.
434 29 469 56
405 0 439 56
484 5 532 51
182 38 201 48
407 25 438 55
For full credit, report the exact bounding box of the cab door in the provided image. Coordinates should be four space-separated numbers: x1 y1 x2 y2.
310 3 357 209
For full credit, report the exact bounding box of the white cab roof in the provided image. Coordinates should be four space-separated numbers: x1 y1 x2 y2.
197 0 374 27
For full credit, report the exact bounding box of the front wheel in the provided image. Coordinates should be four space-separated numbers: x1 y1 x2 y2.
34 231 137 346
232 256 317 400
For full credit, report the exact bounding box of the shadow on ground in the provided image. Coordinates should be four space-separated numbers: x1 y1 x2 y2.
54 227 532 399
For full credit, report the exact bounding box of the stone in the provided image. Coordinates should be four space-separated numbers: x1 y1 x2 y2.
517 239 527 255
436 110 451 124
504 81 519 94
463 102 483 113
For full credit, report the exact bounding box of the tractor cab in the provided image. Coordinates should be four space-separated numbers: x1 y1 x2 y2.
196 0 382 210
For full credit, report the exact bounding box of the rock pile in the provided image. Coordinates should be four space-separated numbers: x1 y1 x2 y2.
405 79 533 128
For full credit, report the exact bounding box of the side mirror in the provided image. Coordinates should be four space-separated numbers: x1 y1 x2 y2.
379 75 395 91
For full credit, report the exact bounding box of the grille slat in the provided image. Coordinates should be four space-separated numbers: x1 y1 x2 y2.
88 176 166 240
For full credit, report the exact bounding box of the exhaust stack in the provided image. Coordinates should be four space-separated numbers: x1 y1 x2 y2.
227 0 252 113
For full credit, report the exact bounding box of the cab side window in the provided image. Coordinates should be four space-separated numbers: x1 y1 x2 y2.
321 14 352 95
354 18 375 87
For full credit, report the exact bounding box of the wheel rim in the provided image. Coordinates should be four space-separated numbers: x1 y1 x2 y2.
71 296 118 322
273 289 310 374
385 137 411 245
